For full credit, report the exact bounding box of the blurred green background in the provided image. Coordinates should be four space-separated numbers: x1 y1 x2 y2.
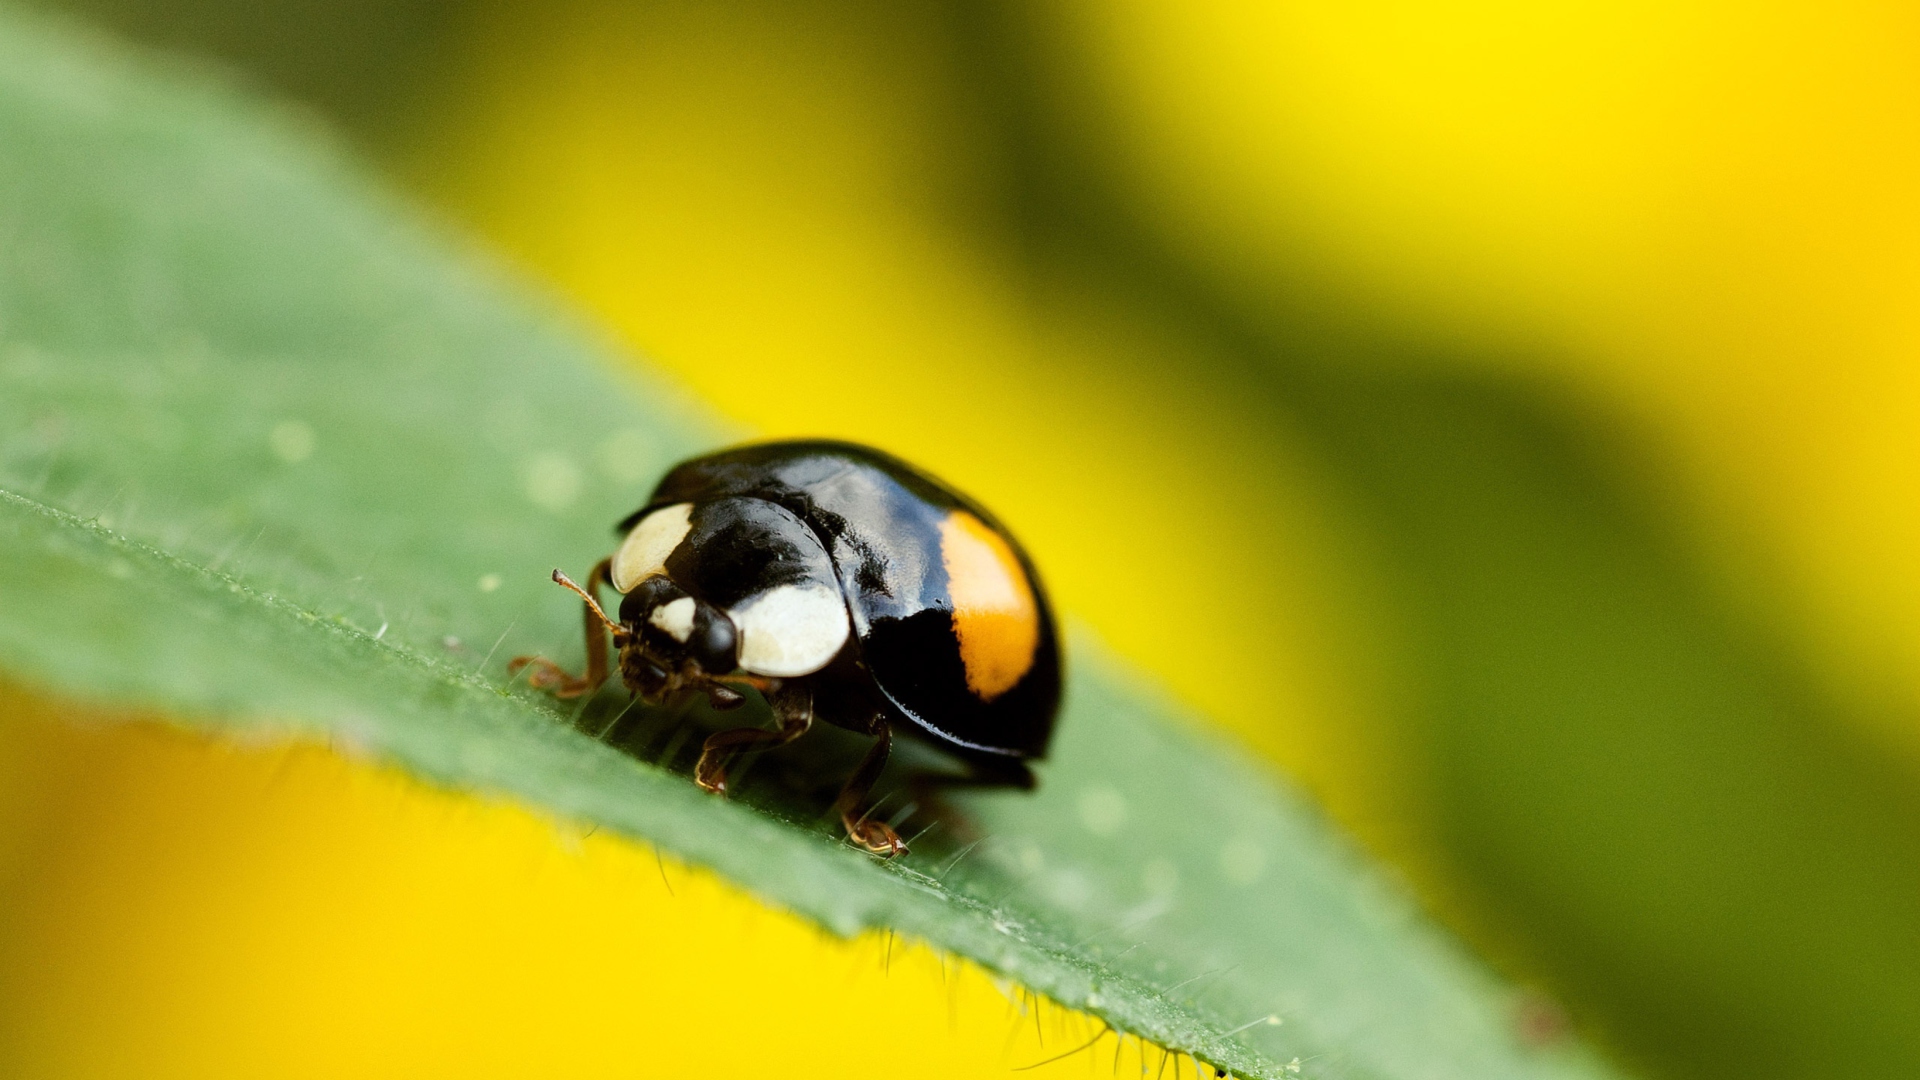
14 2 1920 1078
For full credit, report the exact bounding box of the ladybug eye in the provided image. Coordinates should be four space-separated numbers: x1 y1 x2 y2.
629 657 669 698
688 604 738 674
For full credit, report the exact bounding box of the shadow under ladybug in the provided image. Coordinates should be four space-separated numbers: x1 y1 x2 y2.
511 440 1062 857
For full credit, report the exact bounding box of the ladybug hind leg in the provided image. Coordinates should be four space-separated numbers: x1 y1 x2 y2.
694 682 813 795
837 720 908 858
509 558 616 698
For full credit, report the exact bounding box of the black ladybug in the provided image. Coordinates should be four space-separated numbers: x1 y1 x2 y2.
512 440 1061 856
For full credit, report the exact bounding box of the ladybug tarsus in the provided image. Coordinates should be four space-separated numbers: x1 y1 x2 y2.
836 721 907 856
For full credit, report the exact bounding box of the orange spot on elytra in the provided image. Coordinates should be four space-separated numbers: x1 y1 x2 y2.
938 511 1039 701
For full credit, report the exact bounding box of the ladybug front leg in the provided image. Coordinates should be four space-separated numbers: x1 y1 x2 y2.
509 559 615 698
694 682 813 795
837 720 907 858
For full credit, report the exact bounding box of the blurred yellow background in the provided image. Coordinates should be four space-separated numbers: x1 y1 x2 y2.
1051 0 1920 737
6 1 1920 1078
0 686 1168 1078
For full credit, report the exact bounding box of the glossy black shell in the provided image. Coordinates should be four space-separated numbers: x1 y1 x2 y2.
623 440 1061 761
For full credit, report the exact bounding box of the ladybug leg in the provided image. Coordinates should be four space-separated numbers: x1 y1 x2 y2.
509 559 616 698
837 720 907 857
694 682 812 795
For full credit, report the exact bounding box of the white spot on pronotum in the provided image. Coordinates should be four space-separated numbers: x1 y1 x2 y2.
1142 857 1179 897
106 558 133 579
269 419 314 464
731 583 849 677
611 503 693 592
523 452 582 512
1220 836 1268 885
477 573 502 593
1077 786 1128 836
649 595 696 642
596 427 659 484
442 636 463 650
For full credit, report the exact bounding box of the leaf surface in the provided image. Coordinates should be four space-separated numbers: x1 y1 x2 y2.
0 11 1622 1080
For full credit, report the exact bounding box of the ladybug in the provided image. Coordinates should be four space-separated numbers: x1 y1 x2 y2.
511 440 1061 856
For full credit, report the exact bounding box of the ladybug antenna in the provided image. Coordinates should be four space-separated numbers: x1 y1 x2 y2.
551 568 624 638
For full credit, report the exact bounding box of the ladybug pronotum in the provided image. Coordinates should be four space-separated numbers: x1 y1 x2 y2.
511 440 1062 856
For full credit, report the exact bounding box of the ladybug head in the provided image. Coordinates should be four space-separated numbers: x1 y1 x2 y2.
545 563 751 710
615 575 744 705
602 498 853 707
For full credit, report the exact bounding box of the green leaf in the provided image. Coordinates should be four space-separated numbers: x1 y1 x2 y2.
0 10 1623 1080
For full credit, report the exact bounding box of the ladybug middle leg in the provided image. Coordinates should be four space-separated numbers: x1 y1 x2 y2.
694 682 813 795
836 720 908 857
510 560 618 698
